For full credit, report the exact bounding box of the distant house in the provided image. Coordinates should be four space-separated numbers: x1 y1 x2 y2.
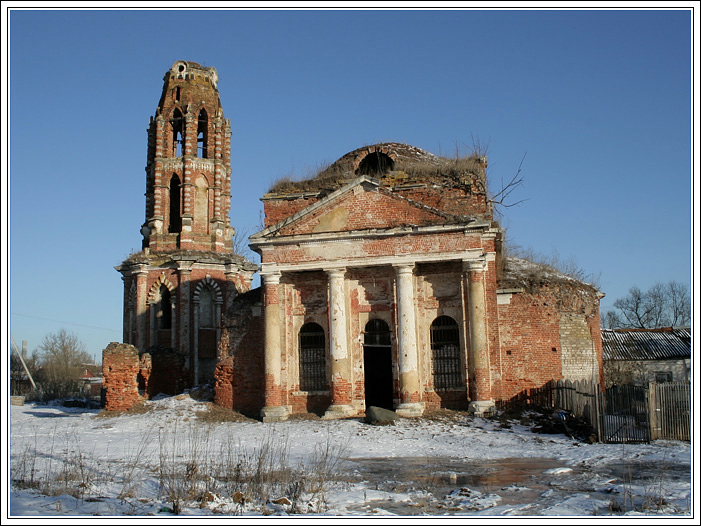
602 327 691 386
80 363 103 398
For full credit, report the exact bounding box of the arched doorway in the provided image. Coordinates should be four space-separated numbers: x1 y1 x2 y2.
363 319 394 410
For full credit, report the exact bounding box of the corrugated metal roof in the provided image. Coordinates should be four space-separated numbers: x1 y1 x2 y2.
602 328 691 361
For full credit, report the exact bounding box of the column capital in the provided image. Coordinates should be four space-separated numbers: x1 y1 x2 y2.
392 262 415 274
261 271 282 285
324 267 346 279
463 258 487 273
132 264 150 276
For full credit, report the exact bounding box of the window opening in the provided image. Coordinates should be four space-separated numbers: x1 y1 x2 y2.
171 108 184 157
198 287 215 328
430 316 461 389
357 152 394 176
156 286 172 330
197 108 208 158
299 323 327 391
654 371 673 383
168 174 182 233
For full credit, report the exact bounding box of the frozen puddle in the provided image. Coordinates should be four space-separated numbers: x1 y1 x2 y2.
344 456 590 515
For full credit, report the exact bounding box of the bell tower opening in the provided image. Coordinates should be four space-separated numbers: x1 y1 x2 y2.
171 108 184 157
197 108 209 158
168 174 182 233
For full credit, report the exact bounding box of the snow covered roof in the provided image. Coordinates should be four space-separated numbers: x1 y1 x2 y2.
499 257 599 293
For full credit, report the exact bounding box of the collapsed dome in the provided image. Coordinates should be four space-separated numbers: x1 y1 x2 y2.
268 142 487 195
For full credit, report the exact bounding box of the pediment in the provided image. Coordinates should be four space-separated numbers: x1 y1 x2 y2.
253 177 459 240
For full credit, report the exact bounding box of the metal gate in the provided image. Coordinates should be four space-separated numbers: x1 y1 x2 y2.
599 384 651 443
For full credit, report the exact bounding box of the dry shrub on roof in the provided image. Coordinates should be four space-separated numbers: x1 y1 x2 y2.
268 162 352 194
268 154 486 194
394 155 485 180
500 248 600 293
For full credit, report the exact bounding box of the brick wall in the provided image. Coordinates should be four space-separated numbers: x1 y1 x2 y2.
496 289 564 401
496 283 603 401
214 288 266 417
102 342 141 411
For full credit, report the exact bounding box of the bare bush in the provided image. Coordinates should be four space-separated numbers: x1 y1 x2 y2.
501 245 600 293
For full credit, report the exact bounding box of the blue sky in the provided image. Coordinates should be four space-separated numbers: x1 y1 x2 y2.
6 8 694 360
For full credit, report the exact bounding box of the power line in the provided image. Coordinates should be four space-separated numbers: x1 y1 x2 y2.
10 312 120 333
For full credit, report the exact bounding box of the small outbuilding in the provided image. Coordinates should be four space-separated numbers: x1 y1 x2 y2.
602 327 691 386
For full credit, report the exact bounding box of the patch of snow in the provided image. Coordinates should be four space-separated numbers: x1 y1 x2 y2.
544 467 574 475
7 396 693 519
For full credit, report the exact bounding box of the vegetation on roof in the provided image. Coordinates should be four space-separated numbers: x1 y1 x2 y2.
499 251 600 294
267 150 487 195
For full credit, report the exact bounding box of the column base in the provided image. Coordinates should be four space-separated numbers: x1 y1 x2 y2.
322 404 356 419
468 400 496 417
261 405 289 423
395 402 424 418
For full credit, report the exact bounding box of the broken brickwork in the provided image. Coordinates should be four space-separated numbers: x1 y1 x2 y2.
102 343 141 411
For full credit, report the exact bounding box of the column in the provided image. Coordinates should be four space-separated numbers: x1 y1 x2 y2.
261 271 288 422
464 259 495 415
134 267 149 351
393 263 424 417
177 265 192 365
192 297 200 385
323 268 355 419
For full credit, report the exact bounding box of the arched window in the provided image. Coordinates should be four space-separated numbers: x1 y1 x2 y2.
198 286 215 328
430 316 461 389
168 174 182 233
197 108 209 158
171 108 184 157
299 323 327 391
358 152 394 176
155 285 172 330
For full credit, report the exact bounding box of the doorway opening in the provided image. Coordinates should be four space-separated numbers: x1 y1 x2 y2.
363 319 394 410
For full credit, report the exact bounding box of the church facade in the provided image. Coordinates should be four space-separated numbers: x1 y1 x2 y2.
105 61 604 419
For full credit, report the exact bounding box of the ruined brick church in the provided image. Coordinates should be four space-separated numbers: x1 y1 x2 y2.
105 61 604 420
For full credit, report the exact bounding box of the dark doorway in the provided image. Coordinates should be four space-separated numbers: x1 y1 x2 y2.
363 319 394 410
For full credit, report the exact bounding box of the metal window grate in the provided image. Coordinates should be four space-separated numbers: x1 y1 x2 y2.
431 316 461 389
299 323 327 391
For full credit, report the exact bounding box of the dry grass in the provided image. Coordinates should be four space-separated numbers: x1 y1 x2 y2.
267 154 486 195
195 403 257 423
95 401 154 418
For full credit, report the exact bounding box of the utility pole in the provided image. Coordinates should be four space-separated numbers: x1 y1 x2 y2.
11 338 37 391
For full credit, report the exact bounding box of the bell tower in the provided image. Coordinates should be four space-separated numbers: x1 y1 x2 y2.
143 60 234 252
116 61 257 391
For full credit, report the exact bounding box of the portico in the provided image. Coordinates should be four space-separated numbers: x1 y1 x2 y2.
256 247 495 421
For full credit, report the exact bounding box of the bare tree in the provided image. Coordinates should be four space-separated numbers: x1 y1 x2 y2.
34 329 94 401
603 281 690 329
490 152 527 210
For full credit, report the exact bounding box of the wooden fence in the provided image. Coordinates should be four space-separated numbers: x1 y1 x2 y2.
648 382 690 441
501 380 690 443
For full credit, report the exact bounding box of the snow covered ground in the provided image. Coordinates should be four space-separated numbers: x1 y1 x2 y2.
6 394 695 522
